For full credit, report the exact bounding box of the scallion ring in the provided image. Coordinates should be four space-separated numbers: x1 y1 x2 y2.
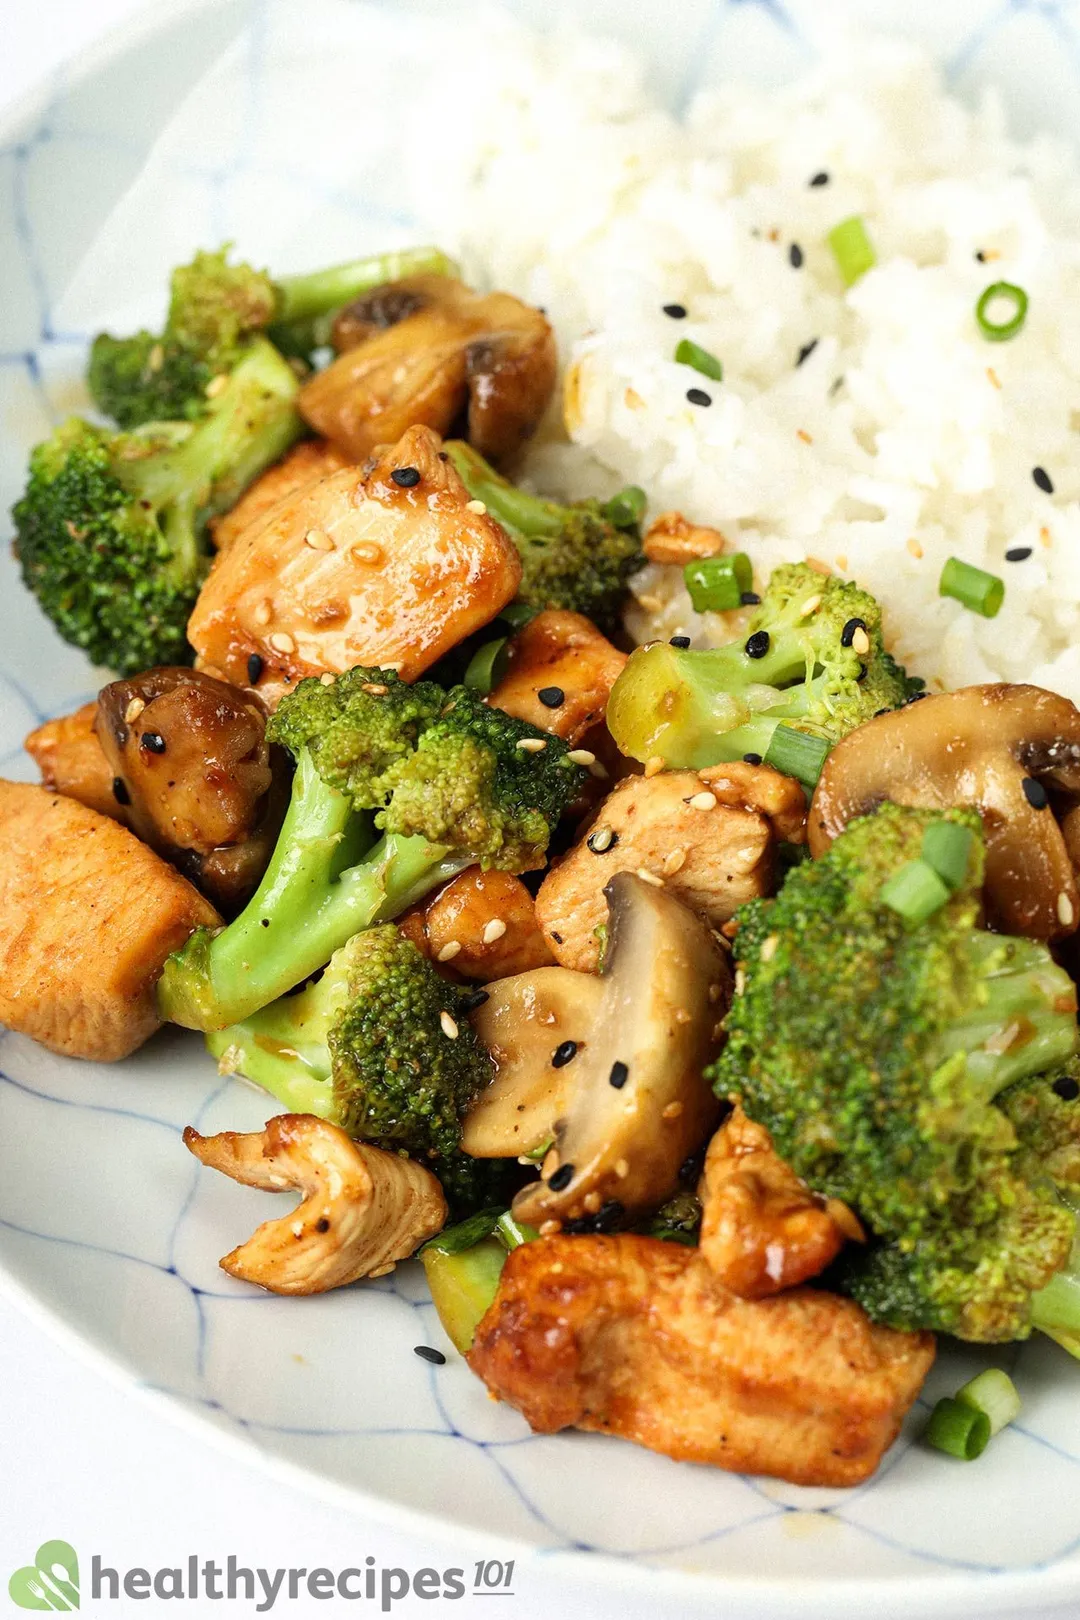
674 338 724 382
955 1368 1021 1437
921 821 974 892
684 552 753 613
880 858 951 925
827 215 876 287
925 1396 991 1460
975 281 1028 342
939 557 1004 619
463 636 509 695
762 725 831 791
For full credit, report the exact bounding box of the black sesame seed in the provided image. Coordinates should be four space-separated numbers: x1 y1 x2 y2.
537 685 565 708
594 1199 625 1232
663 302 688 319
1005 547 1033 562
1033 466 1054 494
686 387 712 407
670 635 692 649
547 1163 575 1191
796 338 819 367
459 988 490 1012
1053 1075 1080 1101
1022 777 1049 809
609 1060 629 1090
551 931 564 944
247 652 264 684
809 170 830 187
140 731 166 754
789 242 804 269
414 1345 447 1365
975 249 987 263
745 630 770 659
840 616 866 648
316 1217 330 1233
112 777 130 806
391 466 421 487
552 1040 578 1069
261 918 270 928
587 828 618 854
741 590 761 606
743 752 763 766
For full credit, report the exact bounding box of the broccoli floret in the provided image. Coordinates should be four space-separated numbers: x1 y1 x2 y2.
606 562 918 786
12 338 300 674
208 927 503 1213
158 667 584 1031
445 441 645 629
709 802 1080 1342
89 244 459 428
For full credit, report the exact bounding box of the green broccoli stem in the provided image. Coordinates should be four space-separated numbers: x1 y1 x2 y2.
271 246 459 327
206 960 344 1119
932 932 1079 1093
156 749 469 1031
445 442 564 541
1032 1246 1080 1359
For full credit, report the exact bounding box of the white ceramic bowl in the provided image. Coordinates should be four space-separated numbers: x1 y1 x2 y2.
3 2 1080 1614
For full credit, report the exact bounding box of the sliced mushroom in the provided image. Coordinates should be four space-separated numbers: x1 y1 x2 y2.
463 967 605 1157
96 667 288 913
643 511 727 566
183 1114 447 1294
509 873 730 1227
188 424 523 707
488 609 627 744
809 684 1080 940
25 701 119 821
210 438 353 550
698 1104 862 1298
299 274 556 466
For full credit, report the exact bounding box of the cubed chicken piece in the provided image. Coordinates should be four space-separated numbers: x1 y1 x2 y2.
488 610 627 744
0 781 220 1061
187 425 523 708
642 510 727 566
405 868 553 981
25 702 119 821
210 438 353 550
535 764 807 972
469 1233 934 1487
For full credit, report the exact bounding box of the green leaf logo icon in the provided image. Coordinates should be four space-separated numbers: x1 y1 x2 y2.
8 1542 79 1611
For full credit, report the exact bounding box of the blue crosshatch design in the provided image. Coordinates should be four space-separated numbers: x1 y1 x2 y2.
3 0 1080 1601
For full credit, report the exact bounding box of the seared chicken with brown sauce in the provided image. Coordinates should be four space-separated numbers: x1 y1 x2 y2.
536 761 806 972
488 609 627 744
25 702 118 821
401 867 553 981
469 1233 935 1487
210 438 353 550
0 781 219 1060
300 274 555 465
187 424 523 706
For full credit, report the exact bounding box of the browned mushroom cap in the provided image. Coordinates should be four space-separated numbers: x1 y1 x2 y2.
809 683 1080 940
96 667 287 913
183 1114 447 1294
299 274 555 466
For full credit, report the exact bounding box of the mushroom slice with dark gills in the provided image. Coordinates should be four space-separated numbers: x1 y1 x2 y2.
465 873 730 1226
96 666 287 913
299 274 556 466
809 683 1080 940
183 1114 447 1295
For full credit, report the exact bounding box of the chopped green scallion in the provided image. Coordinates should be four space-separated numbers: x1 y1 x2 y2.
684 552 753 613
463 636 509 695
955 1368 1021 1437
495 1211 541 1251
762 725 831 790
828 215 876 287
940 557 1004 619
921 821 974 892
925 1396 991 1460
674 338 724 382
880 858 951 925
975 281 1029 342
602 485 647 529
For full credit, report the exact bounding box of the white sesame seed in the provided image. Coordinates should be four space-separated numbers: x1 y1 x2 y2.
674 1008 692 1024
516 737 547 752
350 541 384 565
304 528 335 551
635 867 665 887
644 755 665 778
567 748 597 765
539 1219 561 1237
637 594 663 613
124 697 145 724
436 941 462 962
253 599 272 626
216 1043 242 1076
583 1191 602 1214
589 826 615 853
689 790 717 811
663 847 687 875
481 918 507 945
205 373 229 399
465 499 488 515
588 760 610 780
800 594 823 617
662 1100 684 1120
615 1158 629 1179
440 1011 459 1039
851 626 871 656
708 982 724 1004
319 672 336 686
1059 892 1076 928
734 968 746 996
361 682 389 696
269 631 296 655
760 934 779 963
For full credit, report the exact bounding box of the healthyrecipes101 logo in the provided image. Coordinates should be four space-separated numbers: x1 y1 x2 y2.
9 1542 80 1611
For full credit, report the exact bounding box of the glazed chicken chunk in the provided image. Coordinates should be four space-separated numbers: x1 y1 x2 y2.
25 701 117 821
536 760 807 972
210 438 353 551
469 1233 934 1487
487 609 627 744
187 424 523 707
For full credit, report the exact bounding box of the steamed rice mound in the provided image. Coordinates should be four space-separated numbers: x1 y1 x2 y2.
410 26 1080 704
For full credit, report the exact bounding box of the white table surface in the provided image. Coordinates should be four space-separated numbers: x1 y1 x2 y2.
0 6 1076 1618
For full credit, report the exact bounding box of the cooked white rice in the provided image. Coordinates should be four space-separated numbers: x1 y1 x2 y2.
407 22 1080 701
